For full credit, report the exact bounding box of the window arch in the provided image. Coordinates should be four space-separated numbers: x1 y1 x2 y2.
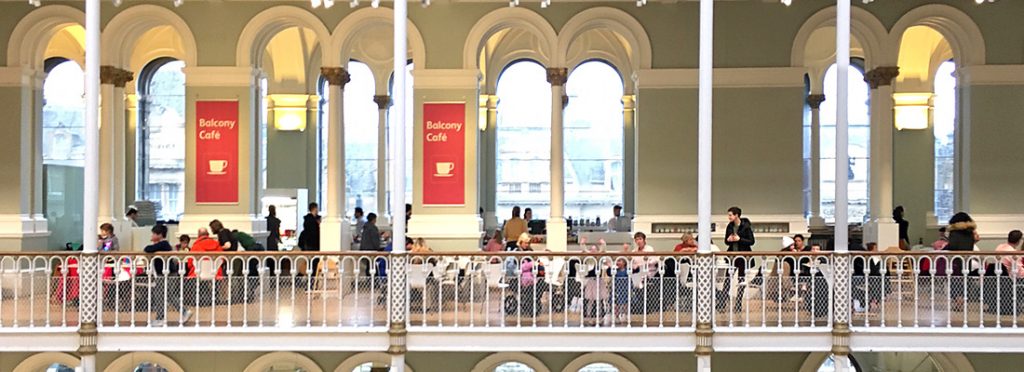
933 60 956 222
387 62 414 217
495 60 552 220
817 355 861 372
471 353 551 372
495 362 535 372
561 353 639 372
564 60 624 220
819 62 871 223
42 58 85 248
577 363 619 372
317 61 378 217
137 58 186 222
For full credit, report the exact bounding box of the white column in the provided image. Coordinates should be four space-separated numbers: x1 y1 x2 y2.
835 0 850 253
484 95 499 229
80 0 100 370
696 0 714 369
697 0 713 255
390 0 408 370
546 68 568 252
98 67 131 226
864 67 900 249
321 67 350 251
391 0 407 255
375 95 390 217
807 94 826 228
622 94 636 218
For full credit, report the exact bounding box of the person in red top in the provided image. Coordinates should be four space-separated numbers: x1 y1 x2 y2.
674 233 698 252
190 228 222 253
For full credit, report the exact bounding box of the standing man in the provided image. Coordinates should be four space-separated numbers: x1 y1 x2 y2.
608 205 630 232
725 206 755 275
503 206 528 250
352 207 366 245
301 202 321 251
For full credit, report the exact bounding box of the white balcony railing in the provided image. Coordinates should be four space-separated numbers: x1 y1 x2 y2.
2 251 1023 333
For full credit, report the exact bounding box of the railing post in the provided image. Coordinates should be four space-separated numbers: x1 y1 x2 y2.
695 252 714 372
388 252 408 371
831 252 852 371
77 252 99 372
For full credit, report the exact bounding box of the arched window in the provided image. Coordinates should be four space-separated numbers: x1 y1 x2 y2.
494 362 535 372
387 62 414 216
495 61 552 219
138 58 186 222
817 355 861 372
802 75 813 218
344 61 378 216
259 76 269 196
42 58 85 248
564 61 624 220
133 363 170 372
933 60 957 222
577 363 619 372
317 61 378 217
820 62 871 223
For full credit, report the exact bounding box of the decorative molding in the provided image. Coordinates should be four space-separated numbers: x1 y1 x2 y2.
13 352 80 372
411 69 479 90
806 94 826 110
470 352 552 372
105 352 185 372
374 95 392 110
333 352 415 372
959 65 1024 86
561 353 640 372
546 67 568 86
100 66 134 88
321 67 351 88
865 66 900 89
101 4 198 68
182 66 257 87
234 5 332 68
243 352 323 372
76 322 97 357
963 214 1024 240
637 68 806 89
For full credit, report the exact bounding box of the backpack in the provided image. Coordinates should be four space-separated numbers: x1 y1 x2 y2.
234 230 257 250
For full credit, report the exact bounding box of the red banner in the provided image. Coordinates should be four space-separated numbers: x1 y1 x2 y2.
422 103 466 206
195 100 239 204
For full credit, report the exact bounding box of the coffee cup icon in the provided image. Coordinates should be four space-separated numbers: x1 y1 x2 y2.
435 162 455 177
208 160 228 175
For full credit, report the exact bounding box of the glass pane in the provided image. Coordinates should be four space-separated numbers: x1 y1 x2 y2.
133 363 169 372
494 362 535 372
344 61 378 217
579 363 620 372
46 363 75 372
141 60 186 221
819 64 871 223
564 61 625 221
319 79 329 209
386 63 415 217
818 355 856 372
496 61 552 221
42 61 85 165
933 60 957 222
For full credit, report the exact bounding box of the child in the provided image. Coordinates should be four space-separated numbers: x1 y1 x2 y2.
175 234 191 251
613 258 630 323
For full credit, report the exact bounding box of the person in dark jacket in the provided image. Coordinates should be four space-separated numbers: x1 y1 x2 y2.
143 224 190 325
209 219 238 251
266 205 281 251
725 206 755 277
946 211 978 311
360 213 382 251
894 206 910 250
301 202 321 251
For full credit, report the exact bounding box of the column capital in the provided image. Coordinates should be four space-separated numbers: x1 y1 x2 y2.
806 94 826 110
546 67 568 86
77 322 98 357
100 66 134 88
864 66 900 89
321 67 351 88
622 95 636 110
374 94 392 110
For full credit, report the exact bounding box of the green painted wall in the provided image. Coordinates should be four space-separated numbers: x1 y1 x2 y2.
0 86 26 215
893 125 933 244
968 85 1024 214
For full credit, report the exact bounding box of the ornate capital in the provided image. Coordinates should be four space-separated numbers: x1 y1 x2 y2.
77 322 98 356
695 322 714 356
864 66 900 89
806 94 826 110
388 322 408 355
831 322 851 356
100 66 134 88
546 67 568 86
321 67 351 88
374 95 392 110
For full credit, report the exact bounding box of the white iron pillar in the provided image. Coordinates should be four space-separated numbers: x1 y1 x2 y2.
833 0 853 371
695 0 714 371
79 0 101 370
390 0 408 370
